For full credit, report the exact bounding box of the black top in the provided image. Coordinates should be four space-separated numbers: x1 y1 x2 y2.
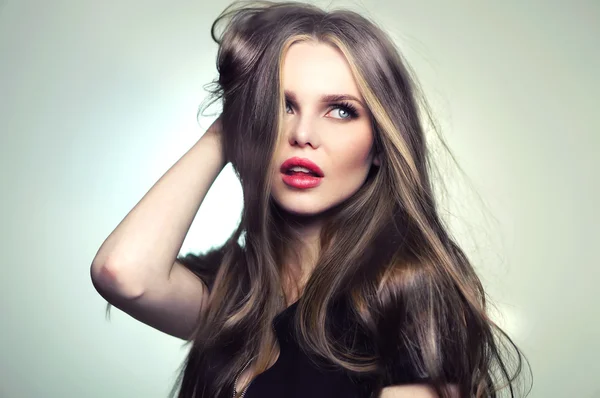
243 299 429 398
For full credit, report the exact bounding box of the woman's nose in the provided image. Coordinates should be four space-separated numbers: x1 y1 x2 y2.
287 116 320 148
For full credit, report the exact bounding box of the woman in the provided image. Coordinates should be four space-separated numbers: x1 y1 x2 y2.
91 1 530 397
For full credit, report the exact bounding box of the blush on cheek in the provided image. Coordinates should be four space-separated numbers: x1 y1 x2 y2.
341 136 373 163
342 150 372 170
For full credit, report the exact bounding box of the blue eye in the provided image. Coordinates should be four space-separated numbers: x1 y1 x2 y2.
331 103 359 120
284 101 359 120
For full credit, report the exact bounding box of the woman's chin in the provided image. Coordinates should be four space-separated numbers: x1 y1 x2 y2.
271 198 326 219
280 205 324 218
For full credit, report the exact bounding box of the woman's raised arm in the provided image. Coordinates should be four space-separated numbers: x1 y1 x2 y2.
90 118 225 339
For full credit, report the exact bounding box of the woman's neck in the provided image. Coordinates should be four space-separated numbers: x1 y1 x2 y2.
277 209 329 304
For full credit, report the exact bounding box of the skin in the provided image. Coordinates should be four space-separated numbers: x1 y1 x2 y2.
270 40 380 288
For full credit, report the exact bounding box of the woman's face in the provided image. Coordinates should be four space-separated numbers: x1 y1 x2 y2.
270 41 380 217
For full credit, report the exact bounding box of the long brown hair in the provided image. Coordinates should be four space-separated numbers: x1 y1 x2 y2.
106 1 531 397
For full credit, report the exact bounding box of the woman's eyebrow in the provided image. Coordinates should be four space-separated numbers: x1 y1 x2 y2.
284 90 365 107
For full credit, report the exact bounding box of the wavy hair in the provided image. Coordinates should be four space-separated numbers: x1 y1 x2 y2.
106 1 531 397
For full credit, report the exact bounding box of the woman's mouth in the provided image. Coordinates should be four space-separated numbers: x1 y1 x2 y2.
281 169 322 188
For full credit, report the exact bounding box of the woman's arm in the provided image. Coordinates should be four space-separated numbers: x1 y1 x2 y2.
90 117 225 298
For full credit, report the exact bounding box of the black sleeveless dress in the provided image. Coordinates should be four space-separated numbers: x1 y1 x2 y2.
242 299 430 398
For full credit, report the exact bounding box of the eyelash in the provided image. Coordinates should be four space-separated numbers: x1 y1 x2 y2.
285 100 359 120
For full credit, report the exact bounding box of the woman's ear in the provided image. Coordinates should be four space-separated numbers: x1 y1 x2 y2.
373 152 381 167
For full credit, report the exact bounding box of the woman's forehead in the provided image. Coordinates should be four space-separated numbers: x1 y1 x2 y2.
281 41 363 103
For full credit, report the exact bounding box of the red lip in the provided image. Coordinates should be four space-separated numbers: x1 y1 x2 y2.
280 157 324 177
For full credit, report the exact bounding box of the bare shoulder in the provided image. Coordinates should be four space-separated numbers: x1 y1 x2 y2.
380 384 460 398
